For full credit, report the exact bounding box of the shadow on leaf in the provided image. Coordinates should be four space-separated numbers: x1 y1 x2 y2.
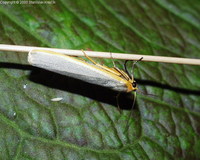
1 62 200 110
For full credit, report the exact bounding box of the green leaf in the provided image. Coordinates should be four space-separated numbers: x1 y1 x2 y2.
0 0 200 159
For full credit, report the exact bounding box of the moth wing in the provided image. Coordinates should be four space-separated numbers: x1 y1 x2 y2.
28 50 128 92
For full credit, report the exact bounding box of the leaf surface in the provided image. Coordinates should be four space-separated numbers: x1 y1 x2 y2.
0 0 200 159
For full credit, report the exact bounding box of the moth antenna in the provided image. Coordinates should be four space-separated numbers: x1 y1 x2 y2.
124 60 132 78
131 57 143 80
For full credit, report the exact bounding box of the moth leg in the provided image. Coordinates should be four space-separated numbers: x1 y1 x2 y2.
116 92 122 113
78 57 86 61
124 92 137 133
109 52 116 67
82 49 97 65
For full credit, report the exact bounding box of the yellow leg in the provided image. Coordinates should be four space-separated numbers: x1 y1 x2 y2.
78 57 86 61
81 49 97 65
109 52 116 67
82 50 123 77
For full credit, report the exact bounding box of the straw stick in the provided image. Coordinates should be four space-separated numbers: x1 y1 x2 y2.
0 44 200 65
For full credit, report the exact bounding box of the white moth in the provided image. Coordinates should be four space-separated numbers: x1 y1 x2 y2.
28 50 137 92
